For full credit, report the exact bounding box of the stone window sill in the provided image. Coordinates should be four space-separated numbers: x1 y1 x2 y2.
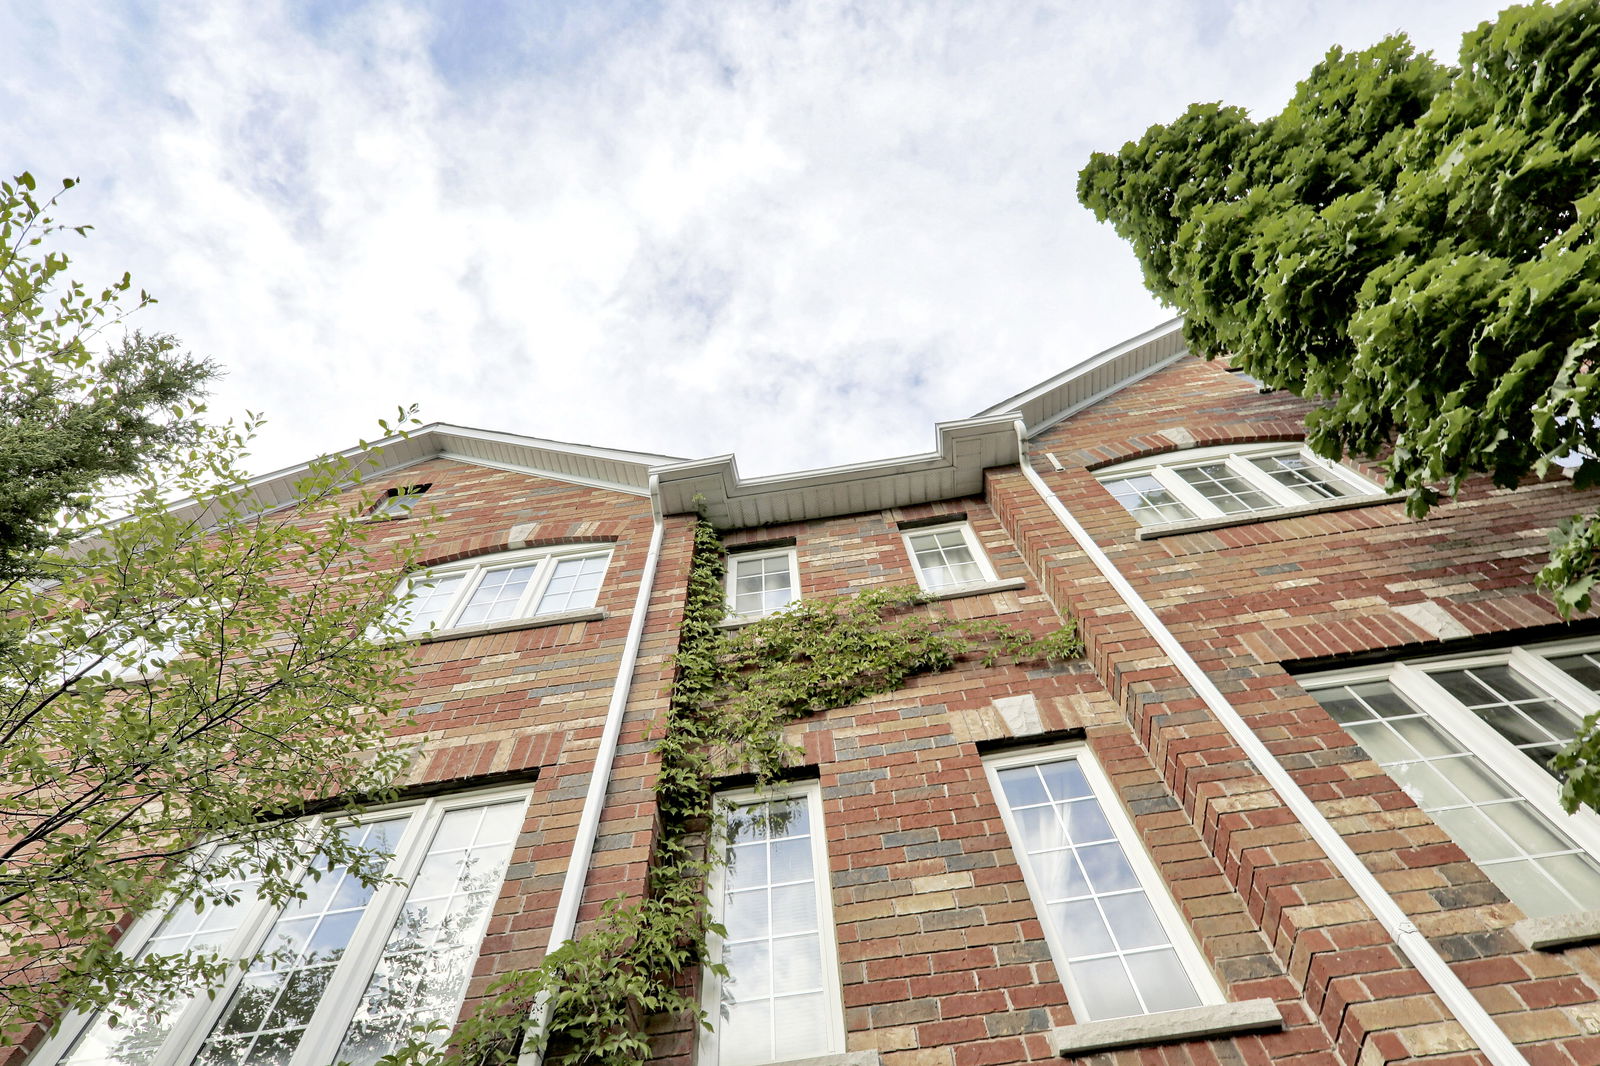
756 1054 879 1066
406 609 606 645
1512 909 1600 951
1049 999 1283 1057
718 579 1028 630
1135 494 1406 540
919 577 1027 602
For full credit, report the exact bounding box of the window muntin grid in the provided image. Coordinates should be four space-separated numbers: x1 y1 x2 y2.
706 789 842 1066
1102 475 1196 525
455 565 540 628
1174 462 1276 514
1310 680 1600 918
193 819 412 1066
986 751 1216 1022
393 547 612 636
903 525 992 591
334 801 525 1065
40 791 528 1066
537 554 611 616
726 551 798 618
58 849 262 1066
1097 445 1375 527
1429 666 1583 776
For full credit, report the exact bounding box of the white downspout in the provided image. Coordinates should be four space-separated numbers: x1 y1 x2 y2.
1013 422 1529 1066
519 476 667 1066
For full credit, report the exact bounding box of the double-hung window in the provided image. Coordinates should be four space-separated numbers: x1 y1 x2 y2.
985 747 1222 1022
1302 641 1600 918
726 549 799 619
902 523 996 592
393 545 611 636
37 789 528 1066
1097 443 1377 527
703 785 844 1066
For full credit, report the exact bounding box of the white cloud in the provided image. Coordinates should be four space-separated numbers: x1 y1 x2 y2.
0 0 1509 478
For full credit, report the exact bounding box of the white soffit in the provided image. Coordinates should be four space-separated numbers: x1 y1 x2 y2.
976 318 1189 436
169 423 681 528
655 415 1021 528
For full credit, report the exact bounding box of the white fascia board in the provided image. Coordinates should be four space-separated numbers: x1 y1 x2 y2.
160 423 681 529
655 415 1021 527
974 318 1189 433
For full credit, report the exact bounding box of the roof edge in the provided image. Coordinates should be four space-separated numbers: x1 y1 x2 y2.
975 317 1188 431
654 414 1022 527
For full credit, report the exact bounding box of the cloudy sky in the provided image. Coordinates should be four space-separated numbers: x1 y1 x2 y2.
3 0 1509 478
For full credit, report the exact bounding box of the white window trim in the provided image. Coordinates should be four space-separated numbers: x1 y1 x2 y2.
1300 640 1600 884
900 522 998 593
33 785 531 1066
395 544 613 636
700 782 846 1066
725 548 801 620
1097 442 1378 525
982 745 1224 1021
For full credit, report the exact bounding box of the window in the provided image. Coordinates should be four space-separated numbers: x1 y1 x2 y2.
985 747 1221 1022
703 785 844 1066
392 545 612 636
1302 642 1600 918
1097 444 1377 526
902 523 996 592
38 789 528 1066
367 484 431 521
726 549 799 619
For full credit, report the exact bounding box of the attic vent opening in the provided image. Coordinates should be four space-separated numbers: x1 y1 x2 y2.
368 483 432 520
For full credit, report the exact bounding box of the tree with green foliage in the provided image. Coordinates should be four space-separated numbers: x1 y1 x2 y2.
1 173 218 583
1077 0 1600 811
0 176 430 1039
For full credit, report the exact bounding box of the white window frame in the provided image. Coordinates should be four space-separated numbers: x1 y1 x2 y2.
1300 639 1600 909
33 785 531 1066
900 522 998 593
724 548 801 620
1097 442 1378 526
700 782 846 1066
983 745 1223 1021
393 544 613 636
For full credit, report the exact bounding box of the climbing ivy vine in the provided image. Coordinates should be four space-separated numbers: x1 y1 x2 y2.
393 520 1082 1066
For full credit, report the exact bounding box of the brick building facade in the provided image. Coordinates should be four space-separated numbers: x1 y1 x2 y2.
20 322 1600 1066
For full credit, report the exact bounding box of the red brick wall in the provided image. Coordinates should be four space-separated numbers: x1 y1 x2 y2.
653 497 1342 1066
1006 357 1600 1064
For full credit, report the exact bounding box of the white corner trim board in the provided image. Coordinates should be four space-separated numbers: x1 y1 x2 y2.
518 478 668 1066
1013 421 1532 1066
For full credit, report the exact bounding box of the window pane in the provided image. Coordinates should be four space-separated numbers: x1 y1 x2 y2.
455 565 539 627
193 818 410 1066
1102 476 1195 526
1429 667 1581 777
334 801 524 1066
1549 651 1600 694
993 758 1202 1020
715 797 832 1066
1311 681 1594 917
1251 453 1353 502
59 850 262 1066
535 554 609 615
907 528 984 589
1174 463 1276 514
397 573 465 634
730 554 796 616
